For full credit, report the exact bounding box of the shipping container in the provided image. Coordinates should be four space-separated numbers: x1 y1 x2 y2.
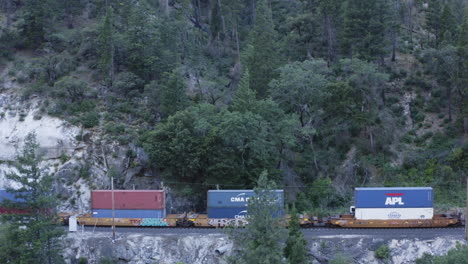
354 208 434 220
0 189 27 202
355 187 433 208
91 209 166 218
207 207 285 219
208 207 249 219
207 190 284 208
91 190 165 209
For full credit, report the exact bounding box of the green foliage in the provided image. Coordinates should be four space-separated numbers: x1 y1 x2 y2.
329 253 352 264
342 0 388 61
247 0 280 98
141 103 292 192
284 206 308 264
375 244 390 259
98 7 115 87
226 171 287 264
53 76 87 102
81 111 99 128
0 133 65 264
416 245 468 264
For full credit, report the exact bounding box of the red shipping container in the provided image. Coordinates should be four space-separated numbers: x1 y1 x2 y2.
91 190 165 209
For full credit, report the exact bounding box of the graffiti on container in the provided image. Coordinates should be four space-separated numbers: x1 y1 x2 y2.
130 219 142 225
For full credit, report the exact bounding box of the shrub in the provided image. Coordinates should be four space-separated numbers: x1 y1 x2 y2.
81 112 99 128
375 244 390 259
78 257 88 264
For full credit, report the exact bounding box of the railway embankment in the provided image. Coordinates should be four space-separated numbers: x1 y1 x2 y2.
63 228 466 264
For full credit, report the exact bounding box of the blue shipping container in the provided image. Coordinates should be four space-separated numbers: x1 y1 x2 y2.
207 190 284 208
0 190 27 202
91 209 166 218
355 187 433 208
208 207 285 219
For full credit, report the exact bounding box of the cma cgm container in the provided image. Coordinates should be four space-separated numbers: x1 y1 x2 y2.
207 190 284 208
91 209 166 218
355 187 433 208
91 190 165 210
355 208 434 220
207 207 285 219
208 207 249 219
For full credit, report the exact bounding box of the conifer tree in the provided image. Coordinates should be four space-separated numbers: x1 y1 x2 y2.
425 0 443 47
230 68 257 113
227 171 286 264
124 1 159 81
20 0 50 48
98 6 115 88
247 0 280 99
160 69 189 118
0 133 64 264
440 4 457 45
284 205 308 264
458 13 468 133
342 0 388 61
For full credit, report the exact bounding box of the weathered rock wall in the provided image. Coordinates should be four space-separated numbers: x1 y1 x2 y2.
63 231 466 264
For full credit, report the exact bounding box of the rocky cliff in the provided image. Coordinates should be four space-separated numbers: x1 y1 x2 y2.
63 230 466 264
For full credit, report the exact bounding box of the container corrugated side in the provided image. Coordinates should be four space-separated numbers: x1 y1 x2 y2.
207 190 284 208
208 207 249 219
91 190 165 209
355 187 433 208
354 208 434 220
91 209 166 218
207 207 285 219
0 189 27 202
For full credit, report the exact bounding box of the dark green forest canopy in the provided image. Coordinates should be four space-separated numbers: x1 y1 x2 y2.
0 0 466 209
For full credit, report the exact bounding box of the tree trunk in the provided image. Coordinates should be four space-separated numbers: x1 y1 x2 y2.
324 14 336 65
217 0 226 38
447 86 452 121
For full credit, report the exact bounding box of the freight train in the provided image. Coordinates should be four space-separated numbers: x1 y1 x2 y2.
0 187 463 228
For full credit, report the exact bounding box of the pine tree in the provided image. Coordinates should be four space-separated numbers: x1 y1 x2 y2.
457 13 468 133
425 0 443 47
124 1 160 81
0 133 64 264
227 171 287 264
98 6 115 88
20 0 50 48
440 4 457 45
160 69 190 118
342 0 388 61
247 0 280 99
230 68 257 113
284 206 308 264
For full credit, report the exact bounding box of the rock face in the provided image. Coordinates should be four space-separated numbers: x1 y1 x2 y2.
62 231 466 264
309 235 466 264
64 232 233 264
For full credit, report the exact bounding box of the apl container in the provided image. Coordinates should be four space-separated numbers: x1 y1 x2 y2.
207 190 284 208
355 187 433 208
355 208 434 220
91 190 165 209
91 209 166 218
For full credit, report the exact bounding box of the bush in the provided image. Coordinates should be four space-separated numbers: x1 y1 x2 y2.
416 245 468 264
330 253 352 264
81 112 99 128
375 244 390 259
78 257 88 264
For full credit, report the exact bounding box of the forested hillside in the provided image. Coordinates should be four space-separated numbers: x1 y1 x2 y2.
0 0 466 211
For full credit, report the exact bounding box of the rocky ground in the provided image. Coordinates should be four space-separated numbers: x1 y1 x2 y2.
63 229 466 264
